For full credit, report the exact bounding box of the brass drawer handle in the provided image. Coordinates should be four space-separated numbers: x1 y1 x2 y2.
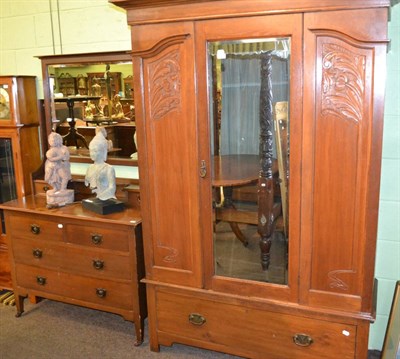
31 224 40 235
91 234 103 245
189 313 206 326
293 334 313 347
92 259 104 270
32 249 43 259
43 185 50 192
36 276 46 286
96 288 107 298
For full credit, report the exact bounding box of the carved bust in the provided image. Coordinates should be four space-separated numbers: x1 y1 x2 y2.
85 128 117 201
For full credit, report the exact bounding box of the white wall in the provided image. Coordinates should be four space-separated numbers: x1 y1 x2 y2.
0 0 131 97
369 3 400 350
1 0 399 351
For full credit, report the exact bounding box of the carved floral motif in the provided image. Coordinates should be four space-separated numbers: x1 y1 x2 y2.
321 42 366 123
160 246 179 263
328 269 355 291
148 49 181 120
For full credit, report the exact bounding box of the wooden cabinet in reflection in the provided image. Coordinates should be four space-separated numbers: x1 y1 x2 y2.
123 75 134 99
76 74 88 95
57 73 77 96
87 72 122 97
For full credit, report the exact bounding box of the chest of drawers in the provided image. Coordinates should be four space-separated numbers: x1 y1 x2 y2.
0 196 146 346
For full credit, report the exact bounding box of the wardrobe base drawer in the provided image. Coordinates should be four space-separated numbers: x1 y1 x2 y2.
15 264 133 310
155 288 356 359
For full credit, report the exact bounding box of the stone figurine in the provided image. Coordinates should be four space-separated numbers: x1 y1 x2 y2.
44 132 74 206
84 128 117 201
130 130 138 160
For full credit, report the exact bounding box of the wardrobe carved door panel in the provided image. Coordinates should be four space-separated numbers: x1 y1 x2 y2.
301 8 388 313
132 22 204 288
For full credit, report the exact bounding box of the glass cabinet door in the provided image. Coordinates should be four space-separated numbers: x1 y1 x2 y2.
197 14 302 299
0 138 17 233
0 138 17 203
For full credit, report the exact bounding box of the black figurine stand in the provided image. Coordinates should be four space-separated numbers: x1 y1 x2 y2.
82 197 124 215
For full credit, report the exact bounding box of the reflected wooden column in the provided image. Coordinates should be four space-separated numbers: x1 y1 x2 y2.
211 55 222 205
258 51 275 270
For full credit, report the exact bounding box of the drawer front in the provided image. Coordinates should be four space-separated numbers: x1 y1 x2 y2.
9 213 63 241
33 180 52 195
0 239 12 288
127 191 141 210
65 223 129 252
15 264 133 310
12 239 131 280
155 289 356 359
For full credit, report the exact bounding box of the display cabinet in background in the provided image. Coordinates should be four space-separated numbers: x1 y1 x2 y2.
57 73 77 97
76 74 88 95
123 75 134 99
87 71 122 97
0 76 42 290
112 0 390 358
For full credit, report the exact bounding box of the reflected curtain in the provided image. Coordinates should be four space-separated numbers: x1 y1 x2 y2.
220 55 289 156
220 56 261 155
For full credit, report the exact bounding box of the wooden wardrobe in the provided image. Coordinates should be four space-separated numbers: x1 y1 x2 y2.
111 1 389 358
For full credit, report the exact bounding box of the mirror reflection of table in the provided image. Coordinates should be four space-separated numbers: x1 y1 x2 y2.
212 154 261 187
212 154 279 247
54 96 101 148
212 155 259 246
68 147 122 157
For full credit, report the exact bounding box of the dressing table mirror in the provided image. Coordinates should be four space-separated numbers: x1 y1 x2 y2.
39 51 137 166
35 51 139 206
